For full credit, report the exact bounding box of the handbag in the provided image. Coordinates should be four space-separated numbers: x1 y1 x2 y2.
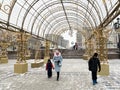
57 60 62 67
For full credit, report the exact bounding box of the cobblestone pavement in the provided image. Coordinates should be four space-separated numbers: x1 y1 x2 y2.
0 59 120 90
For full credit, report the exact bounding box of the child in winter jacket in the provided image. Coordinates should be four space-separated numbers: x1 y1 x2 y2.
46 59 54 78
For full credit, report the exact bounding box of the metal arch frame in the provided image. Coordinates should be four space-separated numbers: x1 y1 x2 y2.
39 6 96 32
43 13 92 37
15 0 30 27
41 11 94 37
93 0 105 19
29 2 98 38
14 0 103 37
61 0 103 24
7 0 16 26
44 22 68 39
29 1 61 36
45 17 89 37
87 1 120 41
0 0 114 27
15 1 40 30
60 0 72 34
20 0 39 30
56 30 66 36
98 1 120 28
91 1 120 29
31 2 98 37
82 0 115 24
0 0 16 26
49 24 76 36
54 26 87 38
46 14 92 35
47 19 90 38
51 24 83 37
93 0 114 20
83 0 103 27
51 24 85 37
13 2 100 35
0 0 119 40
36 5 97 37
87 0 102 23
36 0 99 35
4 0 31 28
15 0 43 31
56 26 87 36
87 0 113 24
52 29 66 43
53 29 87 45
46 29 65 43
94 0 114 22
29 2 60 36
0 21 48 44
0 0 95 36
52 26 87 42
46 19 87 38
10 0 39 31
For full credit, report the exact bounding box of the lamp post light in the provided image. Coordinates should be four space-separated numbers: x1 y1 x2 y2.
114 18 120 56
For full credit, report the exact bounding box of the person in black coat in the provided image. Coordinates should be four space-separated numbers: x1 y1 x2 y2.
46 59 54 78
88 53 101 85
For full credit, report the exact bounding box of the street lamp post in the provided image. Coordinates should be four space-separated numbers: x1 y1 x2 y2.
114 18 120 57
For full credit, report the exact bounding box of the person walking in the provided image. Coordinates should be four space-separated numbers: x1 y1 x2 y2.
53 50 63 81
46 59 54 78
73 42 78 50
75 42 78 50
88 53 101 85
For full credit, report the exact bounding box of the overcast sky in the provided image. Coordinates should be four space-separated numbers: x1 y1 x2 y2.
62 30 76 47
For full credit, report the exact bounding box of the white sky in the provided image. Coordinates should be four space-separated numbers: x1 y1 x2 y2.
62 30 76 47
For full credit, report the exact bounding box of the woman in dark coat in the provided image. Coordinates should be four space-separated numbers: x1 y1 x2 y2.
88 53 101 85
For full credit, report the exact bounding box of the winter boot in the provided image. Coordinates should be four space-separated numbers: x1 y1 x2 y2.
93 80 96 85
95 80 97 83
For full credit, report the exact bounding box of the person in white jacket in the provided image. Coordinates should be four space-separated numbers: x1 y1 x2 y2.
53 50 63 81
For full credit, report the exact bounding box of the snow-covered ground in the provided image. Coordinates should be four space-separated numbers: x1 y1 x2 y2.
0 59 120 90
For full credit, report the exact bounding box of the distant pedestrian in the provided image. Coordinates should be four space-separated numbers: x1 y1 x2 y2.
53 50 63 81
88 53 101 85
73 42 78 50
73 45 75 50
46 59 54 78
